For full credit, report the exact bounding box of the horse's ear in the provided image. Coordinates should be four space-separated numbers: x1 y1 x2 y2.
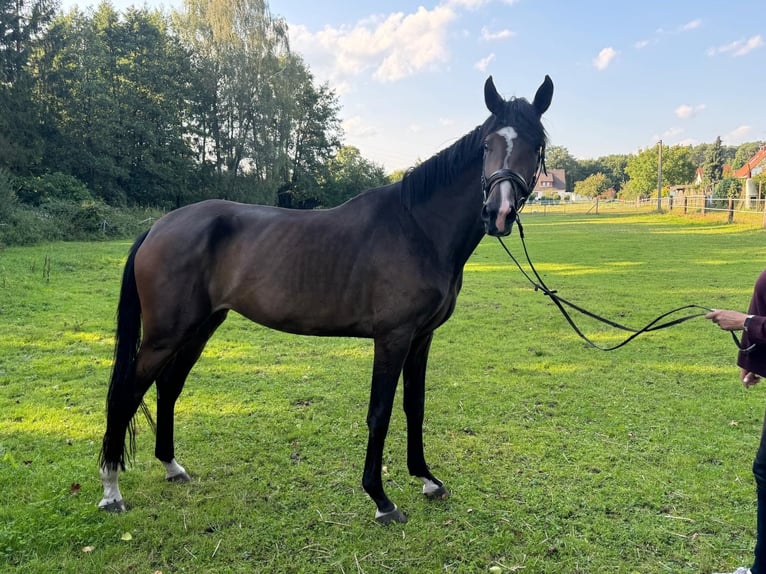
484 76 504 117
533 75 554 116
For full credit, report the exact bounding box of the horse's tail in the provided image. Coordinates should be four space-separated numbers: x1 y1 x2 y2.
99 230 155 470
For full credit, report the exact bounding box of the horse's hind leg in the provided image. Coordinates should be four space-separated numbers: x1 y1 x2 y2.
154 311 228 483
99 347 173 511
403 332 448 500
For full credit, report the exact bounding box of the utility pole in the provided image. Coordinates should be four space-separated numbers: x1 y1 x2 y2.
657 140 663 211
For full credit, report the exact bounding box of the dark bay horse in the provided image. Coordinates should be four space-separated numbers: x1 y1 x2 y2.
98 75 554 523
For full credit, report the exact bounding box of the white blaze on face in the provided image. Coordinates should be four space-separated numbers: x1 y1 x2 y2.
494 127 517 231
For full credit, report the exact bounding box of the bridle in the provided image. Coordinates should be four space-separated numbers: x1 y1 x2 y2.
481 144 546 207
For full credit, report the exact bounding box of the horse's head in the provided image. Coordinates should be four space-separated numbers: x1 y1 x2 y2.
480 75 553 236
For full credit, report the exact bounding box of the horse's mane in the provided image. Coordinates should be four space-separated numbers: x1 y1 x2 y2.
400 97 548 208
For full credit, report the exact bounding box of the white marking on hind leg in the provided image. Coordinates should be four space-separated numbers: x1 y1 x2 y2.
419 477 442 496
162 458 187 480
98 466 124 510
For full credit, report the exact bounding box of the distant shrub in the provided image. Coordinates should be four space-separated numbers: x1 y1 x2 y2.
0 168 18 221
16 173 92 206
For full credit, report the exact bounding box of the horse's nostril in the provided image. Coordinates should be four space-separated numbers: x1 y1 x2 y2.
480 204 490 222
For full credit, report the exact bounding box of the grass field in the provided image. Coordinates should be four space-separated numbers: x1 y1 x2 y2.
2 212 766 573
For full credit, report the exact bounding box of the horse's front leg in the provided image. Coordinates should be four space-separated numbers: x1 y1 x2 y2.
403 332 449 500
362 334 411 524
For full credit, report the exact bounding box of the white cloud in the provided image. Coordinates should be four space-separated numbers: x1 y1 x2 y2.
593 47 618 70
707 35 764 57
480 26 514 41
723 125 752 145
439 117 455 127
674 103 706 119
446 0 518 7
681 19 701 32
342 116 378 139
474 53 495 72
288 5 457 84
662 127 684 139
634 39 650 49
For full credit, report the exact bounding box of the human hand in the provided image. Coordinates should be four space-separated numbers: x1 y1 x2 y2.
742 368 760 388
705 309 748 331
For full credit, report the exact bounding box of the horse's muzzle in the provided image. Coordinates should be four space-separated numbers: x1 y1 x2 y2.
481 203 515 236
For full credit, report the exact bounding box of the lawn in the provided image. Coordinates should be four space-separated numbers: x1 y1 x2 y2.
1 212 766 573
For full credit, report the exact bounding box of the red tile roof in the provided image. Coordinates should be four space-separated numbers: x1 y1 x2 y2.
735 146 766 178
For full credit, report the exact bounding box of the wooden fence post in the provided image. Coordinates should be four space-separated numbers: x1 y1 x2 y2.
683 196 688 215
728 197 734 224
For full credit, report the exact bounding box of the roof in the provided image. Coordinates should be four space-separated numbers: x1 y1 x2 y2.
533 168 566 192
735 146 766 178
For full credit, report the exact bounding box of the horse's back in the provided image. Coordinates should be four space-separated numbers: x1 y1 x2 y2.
133 195 451 338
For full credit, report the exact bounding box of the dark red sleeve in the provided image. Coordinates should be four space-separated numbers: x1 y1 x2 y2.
738 270 766 375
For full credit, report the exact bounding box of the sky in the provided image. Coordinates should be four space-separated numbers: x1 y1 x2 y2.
59 0 766 172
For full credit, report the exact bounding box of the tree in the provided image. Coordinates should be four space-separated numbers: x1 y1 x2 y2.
320 146 387 207
702 136 724 192
574 172 609 198
715 177 741 199
33 5 196 207
0 0 56 173
623 144 695 199
175 0 292 201
545 145 579 193
597 154 629 191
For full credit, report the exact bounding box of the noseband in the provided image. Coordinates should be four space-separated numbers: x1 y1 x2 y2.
481 146 546 206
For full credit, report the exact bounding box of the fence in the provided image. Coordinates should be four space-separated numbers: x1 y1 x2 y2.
525 195 766 227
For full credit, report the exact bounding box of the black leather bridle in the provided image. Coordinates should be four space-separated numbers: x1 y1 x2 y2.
481 145 546 209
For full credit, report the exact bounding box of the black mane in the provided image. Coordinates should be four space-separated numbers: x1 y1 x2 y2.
400 96 548 208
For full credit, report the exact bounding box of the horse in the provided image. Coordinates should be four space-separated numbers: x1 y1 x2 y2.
98 75 554 524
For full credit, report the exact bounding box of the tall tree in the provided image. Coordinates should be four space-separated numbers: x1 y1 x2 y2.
34 5 196 206
702 136 724 192
0 0 56 173
175 0 291 201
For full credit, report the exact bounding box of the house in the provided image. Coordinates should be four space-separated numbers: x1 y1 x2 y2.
532 168 567 200
693 165 733 186
735 146 766 204
734 146 766 179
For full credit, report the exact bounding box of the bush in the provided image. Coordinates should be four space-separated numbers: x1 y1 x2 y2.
16 173 92 206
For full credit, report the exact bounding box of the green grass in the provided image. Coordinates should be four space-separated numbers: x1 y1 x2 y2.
1 212 766 573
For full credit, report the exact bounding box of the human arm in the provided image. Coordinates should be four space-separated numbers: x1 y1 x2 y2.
705 309 766 344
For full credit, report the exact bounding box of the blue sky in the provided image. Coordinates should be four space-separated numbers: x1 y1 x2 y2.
60 0 766 172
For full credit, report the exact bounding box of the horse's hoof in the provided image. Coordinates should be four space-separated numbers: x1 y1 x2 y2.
166 471 191 483
424 485 450 500
375 506 408 525
98 499 126 513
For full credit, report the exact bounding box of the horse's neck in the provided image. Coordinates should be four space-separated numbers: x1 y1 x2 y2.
408 166 485 271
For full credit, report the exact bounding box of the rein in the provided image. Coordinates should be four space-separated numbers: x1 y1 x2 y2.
497 216 751 352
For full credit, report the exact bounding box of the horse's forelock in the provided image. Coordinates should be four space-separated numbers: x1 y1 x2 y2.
492 97 547 148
